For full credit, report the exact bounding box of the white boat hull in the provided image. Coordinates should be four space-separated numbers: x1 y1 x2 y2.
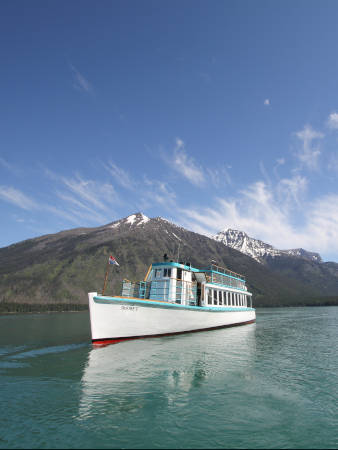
88 292 256 345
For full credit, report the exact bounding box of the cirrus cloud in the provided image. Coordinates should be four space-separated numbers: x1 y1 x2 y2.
327 112 338 130
294 124 324 170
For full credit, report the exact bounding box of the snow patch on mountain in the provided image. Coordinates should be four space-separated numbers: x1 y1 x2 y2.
126 213 150 225
126 214 137 225
109 212 150 228
138 213 150 225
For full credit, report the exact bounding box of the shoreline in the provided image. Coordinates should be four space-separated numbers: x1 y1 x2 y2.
0 303 89 315
0 309 89 315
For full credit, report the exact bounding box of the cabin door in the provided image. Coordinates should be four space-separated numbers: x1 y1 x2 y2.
197 282 202 306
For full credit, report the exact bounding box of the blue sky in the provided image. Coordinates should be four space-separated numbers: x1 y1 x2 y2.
1 0 338 261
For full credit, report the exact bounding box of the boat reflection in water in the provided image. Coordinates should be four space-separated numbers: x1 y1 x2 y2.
78 323 256 423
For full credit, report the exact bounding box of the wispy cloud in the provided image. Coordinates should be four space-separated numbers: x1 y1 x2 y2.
0 158 13 171
259 161 271 186
171 138 205 186
206 166 232 188
294 124 324 170
44 205 85 225
43 170 120 224
70 64 93 94
3 110 338 259
0 186 38 210
0 172 119 226
327 112 338 130
179 171 338 257
277 175 307 208
273 157 286 179
61 175 115 211
55 191 109 224
141 176 176 209
162 137 234 189
0 157 21 176
103 161 136 190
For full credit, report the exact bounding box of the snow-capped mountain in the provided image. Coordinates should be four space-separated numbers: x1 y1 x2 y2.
2 211 338 310
214 229 322 264
108 213 185 238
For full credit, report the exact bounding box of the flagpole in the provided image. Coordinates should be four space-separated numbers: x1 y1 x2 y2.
102 260 110 296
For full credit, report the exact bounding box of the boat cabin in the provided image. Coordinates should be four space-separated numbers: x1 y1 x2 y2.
121 261 253 308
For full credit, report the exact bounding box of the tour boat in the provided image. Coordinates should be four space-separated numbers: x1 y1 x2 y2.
88 260 255 345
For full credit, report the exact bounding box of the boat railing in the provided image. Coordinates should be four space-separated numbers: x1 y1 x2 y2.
121 279 151 299
210 272 246 290
201 265 246 290
209 264 246 281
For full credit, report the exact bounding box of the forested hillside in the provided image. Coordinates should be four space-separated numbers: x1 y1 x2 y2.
1 213 337 312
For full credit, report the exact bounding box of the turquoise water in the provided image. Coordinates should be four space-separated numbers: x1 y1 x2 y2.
0 308 337 449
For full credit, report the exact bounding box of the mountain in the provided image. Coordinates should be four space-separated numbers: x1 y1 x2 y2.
214 229 322 263
0 213 337 312
214 228 338 296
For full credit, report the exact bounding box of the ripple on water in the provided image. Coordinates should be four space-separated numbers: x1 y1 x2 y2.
6 343 87 360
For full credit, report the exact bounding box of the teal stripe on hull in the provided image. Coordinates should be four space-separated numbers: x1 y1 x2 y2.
93 295 255 312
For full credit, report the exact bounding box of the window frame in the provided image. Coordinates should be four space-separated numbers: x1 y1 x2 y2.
213 289 218 305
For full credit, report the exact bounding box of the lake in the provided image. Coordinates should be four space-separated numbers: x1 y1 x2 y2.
0 307 337 449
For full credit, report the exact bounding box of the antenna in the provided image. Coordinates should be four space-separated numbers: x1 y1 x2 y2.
177 242 181 262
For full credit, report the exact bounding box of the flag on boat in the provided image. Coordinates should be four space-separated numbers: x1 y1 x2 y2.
109 255 119 266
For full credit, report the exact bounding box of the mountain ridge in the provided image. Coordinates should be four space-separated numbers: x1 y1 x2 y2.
214 229 323 263
0 212 337 311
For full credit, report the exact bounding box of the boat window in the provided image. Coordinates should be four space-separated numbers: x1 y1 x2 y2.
155 269 161 278
177 268 182 280
213 290 217 305
207 289 212 305
163 268 172 278
219 291 223 305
